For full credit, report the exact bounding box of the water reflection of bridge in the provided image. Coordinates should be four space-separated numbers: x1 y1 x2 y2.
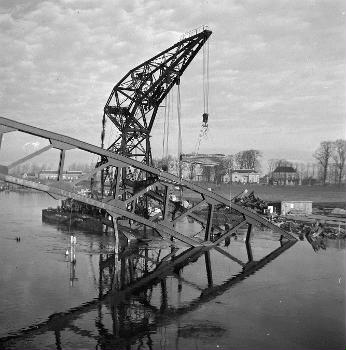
0 238 296 349
1 106 296 349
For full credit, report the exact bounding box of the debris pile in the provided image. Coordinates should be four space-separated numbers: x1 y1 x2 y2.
232 190 268 215
272 216 346 240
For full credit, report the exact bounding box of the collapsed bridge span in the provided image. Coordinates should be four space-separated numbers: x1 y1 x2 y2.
0 117 296 248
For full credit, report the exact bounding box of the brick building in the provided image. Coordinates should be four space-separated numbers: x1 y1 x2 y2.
272 166 299 185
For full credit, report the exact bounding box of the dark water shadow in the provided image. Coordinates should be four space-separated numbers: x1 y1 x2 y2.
0 238 296 349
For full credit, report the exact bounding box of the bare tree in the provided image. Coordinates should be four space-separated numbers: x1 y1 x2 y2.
235 149 262 171
333 139 346 185
313 141 333 185
267 159 278 177
305 162 312 179
329 163 338 184
295 162 305 184
223 155 235 172
277 159 293 168
202 166 212 182
188 162 195 180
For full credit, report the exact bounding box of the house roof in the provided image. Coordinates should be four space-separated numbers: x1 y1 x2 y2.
273 166 296 173
183 153 225 159
182 156 220 166
232 169 259 174
40 170 57 174
39 170 83 174
66 170 83 174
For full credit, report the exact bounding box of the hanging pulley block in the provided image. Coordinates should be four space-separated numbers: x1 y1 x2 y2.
202 113 209 125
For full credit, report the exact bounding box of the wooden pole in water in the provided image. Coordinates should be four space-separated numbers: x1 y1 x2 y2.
112 215 119 254
229 176 232 209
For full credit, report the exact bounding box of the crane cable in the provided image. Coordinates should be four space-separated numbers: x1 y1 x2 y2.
203 37 209 117
162 94 168 159
177 81 184 202
162 91 172 166
177 82 183 180
195 37 210 155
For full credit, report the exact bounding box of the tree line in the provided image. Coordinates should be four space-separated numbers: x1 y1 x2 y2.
154 149 263 184
313 139 345 185
10 162 96 176
155 140 346 186
9 139 346 186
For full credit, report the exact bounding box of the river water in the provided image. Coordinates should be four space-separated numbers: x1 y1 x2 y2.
0 192 345 350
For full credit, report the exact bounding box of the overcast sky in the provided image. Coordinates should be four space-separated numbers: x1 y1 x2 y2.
0 0 345 166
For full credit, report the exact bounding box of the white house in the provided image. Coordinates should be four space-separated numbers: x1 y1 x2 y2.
223 169 260 184
38 170 83 181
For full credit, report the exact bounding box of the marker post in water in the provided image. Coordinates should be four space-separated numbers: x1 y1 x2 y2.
70 235 76 263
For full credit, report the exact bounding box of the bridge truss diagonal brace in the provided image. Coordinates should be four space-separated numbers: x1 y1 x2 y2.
0 126 16 149
71 162 111 186
214 246 245 267
212 220 248 246
7 145 53 170
172 200 207 225
123 180 161 206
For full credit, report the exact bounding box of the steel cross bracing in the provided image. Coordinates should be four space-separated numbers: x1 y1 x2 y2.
0 117 296 247
101 28 212 167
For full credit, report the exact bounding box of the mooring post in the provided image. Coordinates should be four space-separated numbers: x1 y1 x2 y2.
112 215 119 254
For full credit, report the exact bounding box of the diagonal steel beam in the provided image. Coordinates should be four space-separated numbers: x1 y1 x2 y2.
71 162 110 186
124 181 160 205
212 220 248 246
214 246 245 267
172 200 207 224
7 145 52 169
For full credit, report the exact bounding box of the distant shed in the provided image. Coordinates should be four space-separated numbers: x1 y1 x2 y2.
267 200 313 216
281 201 312 216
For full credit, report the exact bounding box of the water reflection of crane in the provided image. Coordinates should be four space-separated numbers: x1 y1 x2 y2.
0 237 295 349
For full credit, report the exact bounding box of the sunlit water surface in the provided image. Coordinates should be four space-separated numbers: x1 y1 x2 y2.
0 192 345 350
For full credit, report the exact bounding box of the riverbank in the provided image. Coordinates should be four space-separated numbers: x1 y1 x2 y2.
211 183 346 208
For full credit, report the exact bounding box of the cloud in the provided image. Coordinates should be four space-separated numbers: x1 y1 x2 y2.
23 141 40 151
0 0 345 164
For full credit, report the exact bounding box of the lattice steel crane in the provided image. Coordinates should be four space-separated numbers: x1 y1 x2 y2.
101 27 212 166
97 27 211 202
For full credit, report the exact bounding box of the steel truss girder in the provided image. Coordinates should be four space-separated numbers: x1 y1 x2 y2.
0 117 296 247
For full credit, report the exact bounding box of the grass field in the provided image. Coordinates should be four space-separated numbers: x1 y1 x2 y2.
205 183 346 208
